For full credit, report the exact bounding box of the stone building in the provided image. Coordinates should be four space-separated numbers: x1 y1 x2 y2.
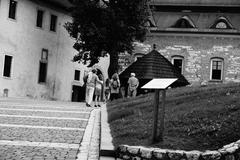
134 0 240 85
0 0 109 101
2 0 240 101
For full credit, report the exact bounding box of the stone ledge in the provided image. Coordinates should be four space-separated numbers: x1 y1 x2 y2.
100 104 116 157
116 139 240 160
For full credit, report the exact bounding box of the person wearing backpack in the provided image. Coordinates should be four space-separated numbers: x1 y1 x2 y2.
110 73 120 101
104 78 111 102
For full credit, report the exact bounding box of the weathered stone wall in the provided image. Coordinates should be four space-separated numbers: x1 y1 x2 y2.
135 34 240 85
0 0 109 100
116 139 240 160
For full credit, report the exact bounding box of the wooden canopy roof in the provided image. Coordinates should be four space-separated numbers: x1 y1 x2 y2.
119 50 189 87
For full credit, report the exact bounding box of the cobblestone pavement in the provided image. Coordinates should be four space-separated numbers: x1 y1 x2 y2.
0 98 100 160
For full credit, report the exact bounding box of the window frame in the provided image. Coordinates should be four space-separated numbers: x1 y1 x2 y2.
3 55 13 78
50 14 57 32
171 16 196 28
210 57 224 81
36 9 44 28
171 55 184 74
38 49 48 83
74 70 81 81
215 22 228 29
210 16 234 29
8 0 17 20
41 49 48 61
134 53 144 62
38 61 48 83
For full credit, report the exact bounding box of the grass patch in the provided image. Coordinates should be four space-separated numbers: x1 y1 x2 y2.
107 83 240 151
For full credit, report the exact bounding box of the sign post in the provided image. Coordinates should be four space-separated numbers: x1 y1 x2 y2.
142 78 177 143
152 89 160 142
159 89 166 141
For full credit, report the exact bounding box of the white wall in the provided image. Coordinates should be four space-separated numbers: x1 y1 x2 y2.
0 0 109 101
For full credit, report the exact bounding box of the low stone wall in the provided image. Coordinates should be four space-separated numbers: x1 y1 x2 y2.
115 139 240 160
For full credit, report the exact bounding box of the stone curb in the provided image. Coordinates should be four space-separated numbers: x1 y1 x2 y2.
77 109 100 160
100 104 116 158
116 139 240 160
87 109 101 160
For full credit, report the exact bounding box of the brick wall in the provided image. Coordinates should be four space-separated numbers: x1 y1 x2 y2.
135 35 240 85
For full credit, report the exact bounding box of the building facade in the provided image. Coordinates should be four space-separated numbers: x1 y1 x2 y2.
0 0 109 101
134 0 240 85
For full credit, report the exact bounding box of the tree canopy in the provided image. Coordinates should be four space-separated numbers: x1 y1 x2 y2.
65 0 150 77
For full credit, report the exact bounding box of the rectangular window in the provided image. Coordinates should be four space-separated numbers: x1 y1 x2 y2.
36 9 44 28
50 14 57 32
211 60 222 80
173 59 183 74
41 49 48 60
38 49 48 83
3 55 13 77
9 0 17 19
74 70 80 81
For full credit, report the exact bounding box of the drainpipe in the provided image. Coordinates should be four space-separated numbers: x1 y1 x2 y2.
52 20 61 99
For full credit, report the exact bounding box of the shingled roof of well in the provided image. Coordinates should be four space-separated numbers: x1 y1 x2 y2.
119 50 189 86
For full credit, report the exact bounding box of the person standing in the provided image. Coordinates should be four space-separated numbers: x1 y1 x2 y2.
85 68 101 107
94 74 103 107
104 78 111 102
127 73 139 98
110 73 120 101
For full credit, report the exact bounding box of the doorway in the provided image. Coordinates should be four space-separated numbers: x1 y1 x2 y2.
71 85 85 102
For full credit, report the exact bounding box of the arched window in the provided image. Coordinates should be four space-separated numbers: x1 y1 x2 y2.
172 56 184 74
134 53 145 62
210 17 234 29
171 16 196 28
210 58 224 81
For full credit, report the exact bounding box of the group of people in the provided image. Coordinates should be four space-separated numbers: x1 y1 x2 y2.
84 68 103 107
84 68 139 107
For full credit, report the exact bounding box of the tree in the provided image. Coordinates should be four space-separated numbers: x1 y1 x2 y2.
65 0 150 77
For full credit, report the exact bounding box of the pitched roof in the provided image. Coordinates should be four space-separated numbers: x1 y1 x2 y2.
48 0 72 8
31 0 73 10
150 0 240 6
119 50 189 87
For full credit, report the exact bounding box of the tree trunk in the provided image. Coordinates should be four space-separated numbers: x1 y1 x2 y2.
108 53 119 78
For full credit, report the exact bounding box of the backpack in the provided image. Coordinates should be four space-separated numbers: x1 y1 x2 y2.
112 80 119 89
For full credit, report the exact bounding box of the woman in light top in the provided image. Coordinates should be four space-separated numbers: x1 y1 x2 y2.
94 74 103 107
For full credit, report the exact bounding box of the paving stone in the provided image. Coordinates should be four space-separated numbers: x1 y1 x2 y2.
0 110 89 119
0 99 100 160
0 116 88 128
